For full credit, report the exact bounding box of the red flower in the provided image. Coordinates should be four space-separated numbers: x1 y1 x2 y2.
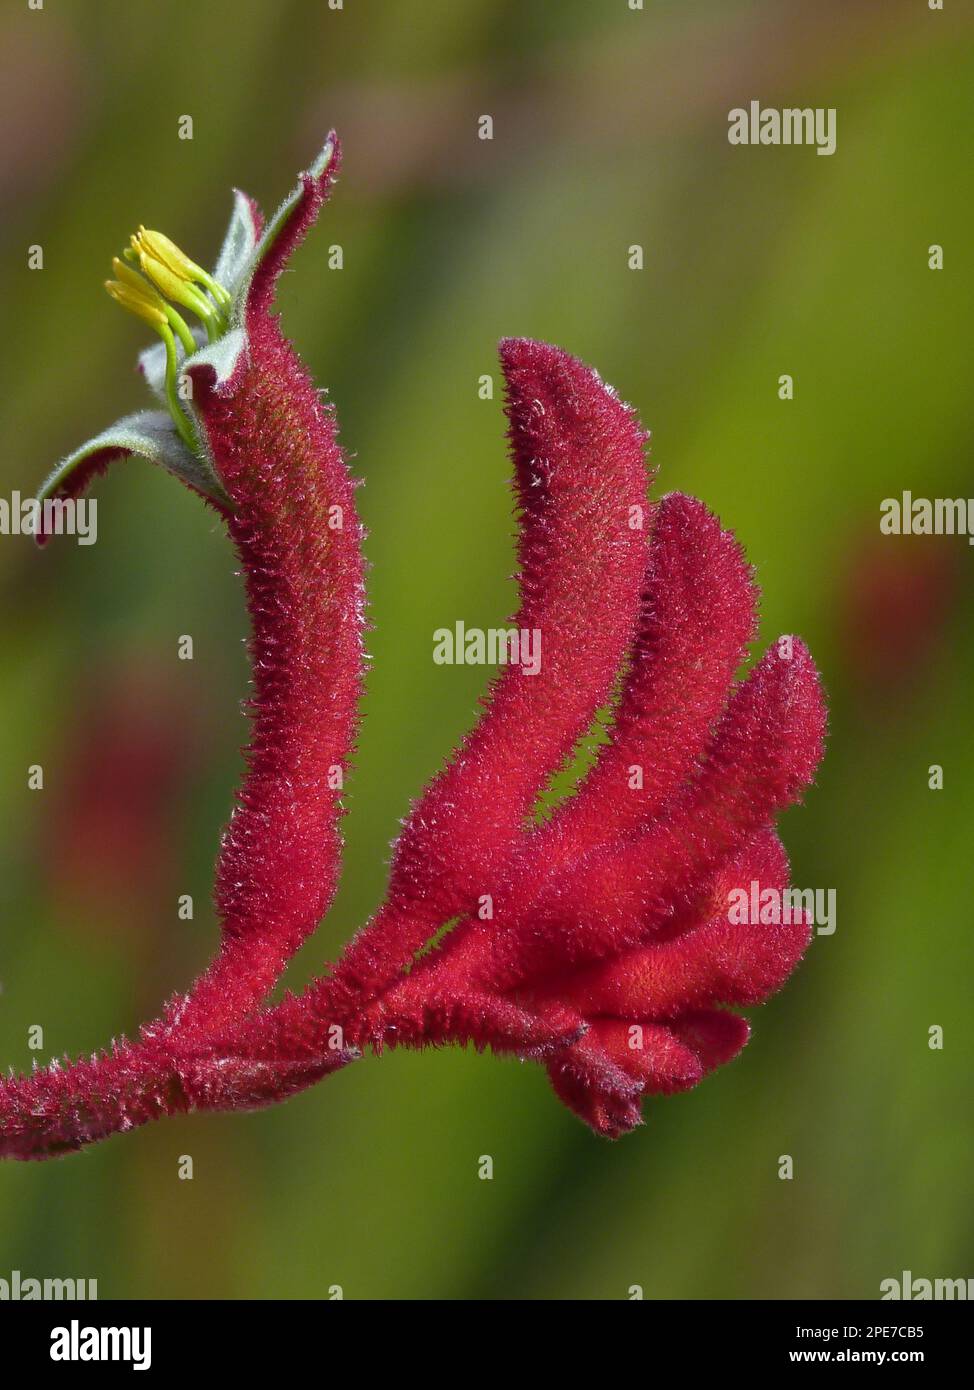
0 136 826 1159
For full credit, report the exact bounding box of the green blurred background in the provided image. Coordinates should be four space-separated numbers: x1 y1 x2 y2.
1 0 972 1300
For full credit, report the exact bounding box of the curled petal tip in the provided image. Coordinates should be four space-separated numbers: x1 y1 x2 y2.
309 130 341 179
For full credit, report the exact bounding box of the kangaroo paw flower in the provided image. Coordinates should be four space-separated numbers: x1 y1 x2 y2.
2 134 826 1159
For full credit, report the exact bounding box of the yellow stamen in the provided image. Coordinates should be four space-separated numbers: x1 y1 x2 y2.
104 278 168 330
130 225 232 313
131 226 208 287
137 249 217 322
111 255 154 296
104 232 210 452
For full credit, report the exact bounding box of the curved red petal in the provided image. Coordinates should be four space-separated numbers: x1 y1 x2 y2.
538 829 808 1017
480 640 826 987
245 134 341 322
182 321 367 1029
521 492 757 881
329 339 652 1001
669 1009 751 1072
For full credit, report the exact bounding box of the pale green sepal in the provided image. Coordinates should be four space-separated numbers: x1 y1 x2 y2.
139 324 243 406
214 189 263 295
184 326 247 396
36 411 230 524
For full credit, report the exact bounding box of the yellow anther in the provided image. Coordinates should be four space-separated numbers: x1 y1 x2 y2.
111 255 154 296
137 250 216 321
131 225 232 314
104 278 169 330
104 235 204 452
131 226 207 287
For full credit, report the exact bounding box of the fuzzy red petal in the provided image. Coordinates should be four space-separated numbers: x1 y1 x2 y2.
0 1030 351 1162
521 492 757 883
478 639 825 989
181 344 364 1030
537 829 808 1018
245 135 340 322
669 1009 751 1071
327 339 653 1002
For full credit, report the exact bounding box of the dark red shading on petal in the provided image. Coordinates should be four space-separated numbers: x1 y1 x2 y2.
543 1011 747 1138
245 135 341 323
669 1009 750 1072
34 450 121 546
236 188 265 242
546 1033 645 1139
